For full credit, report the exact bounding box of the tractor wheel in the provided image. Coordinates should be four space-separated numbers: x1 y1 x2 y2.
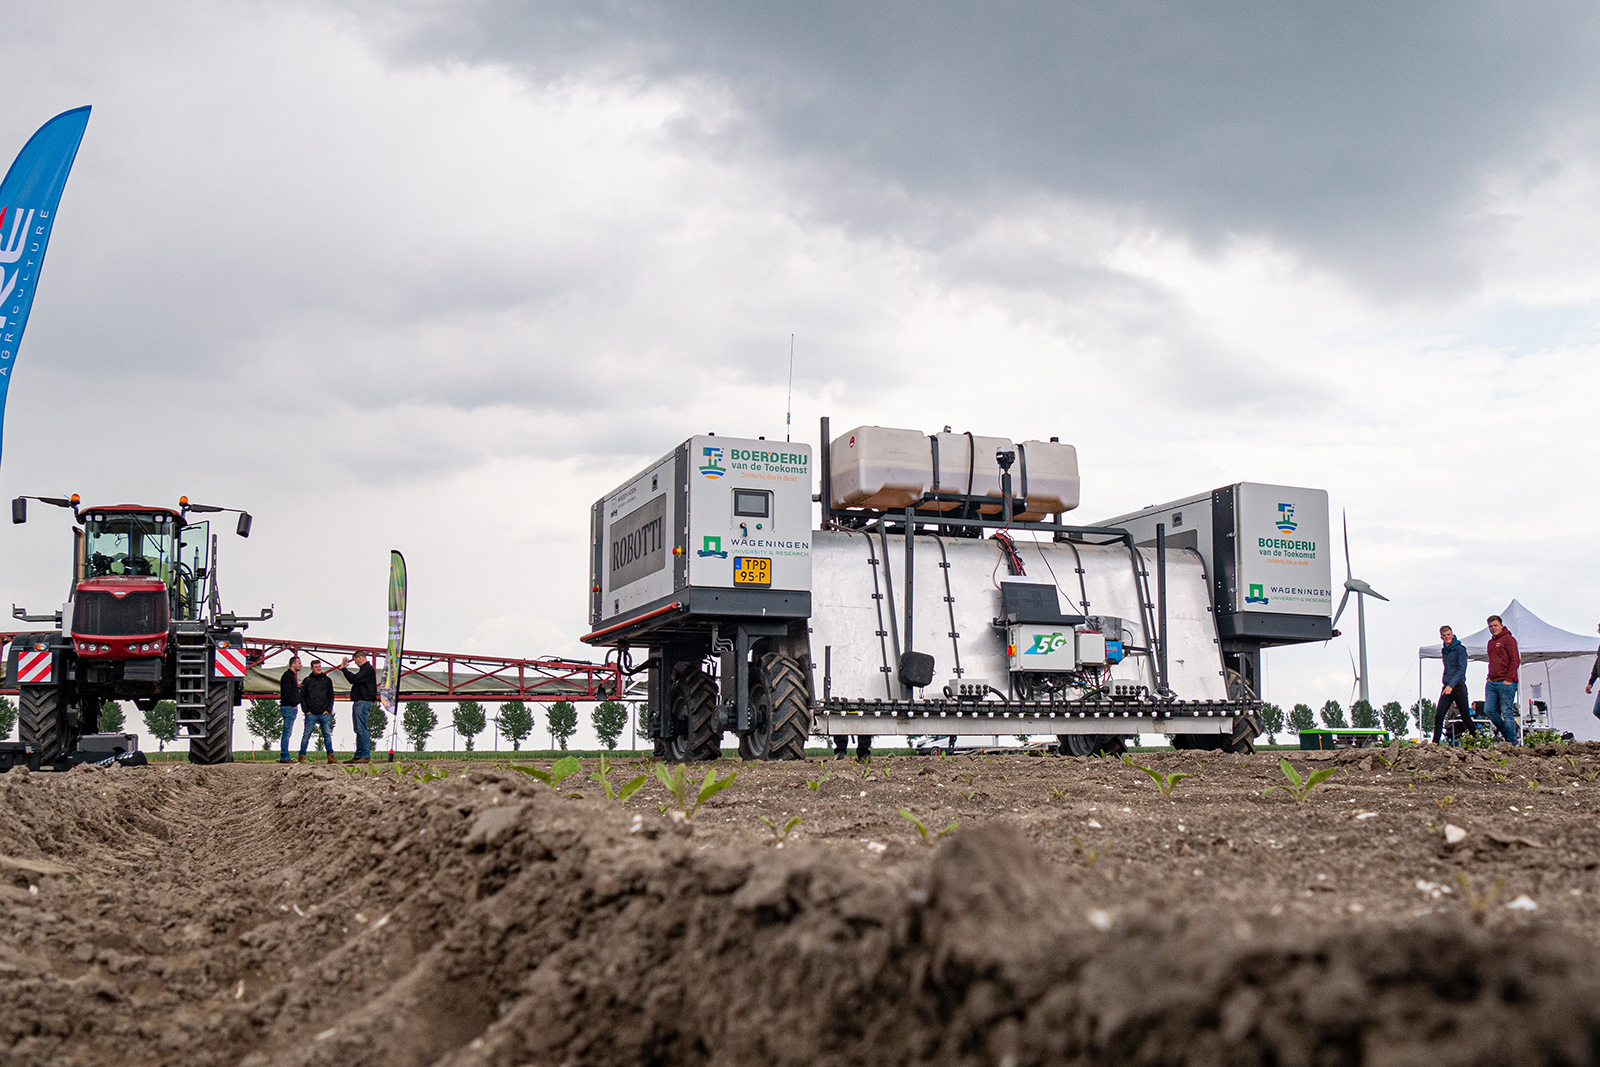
665 670 721 762
740 653 812 761
1173 731 1255 754
19 686 66 764
1058 733 1127 757
188 684 235 765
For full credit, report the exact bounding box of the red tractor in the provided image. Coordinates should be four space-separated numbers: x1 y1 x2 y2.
7 495 271 765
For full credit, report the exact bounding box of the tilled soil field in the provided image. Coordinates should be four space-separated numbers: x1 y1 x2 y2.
4 741 1600 1065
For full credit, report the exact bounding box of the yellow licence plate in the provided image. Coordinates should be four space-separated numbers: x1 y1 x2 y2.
733 556 771 586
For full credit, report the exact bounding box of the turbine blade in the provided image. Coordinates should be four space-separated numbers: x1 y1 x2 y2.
1332 588 1351 627
1343 510 1352 580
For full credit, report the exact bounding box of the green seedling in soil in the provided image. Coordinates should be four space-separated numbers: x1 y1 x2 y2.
1436 795 1455 810
1586 771 1599 783
759 815 802 844
960 790 977 801
1527 779 1539 792
1525 730 1563 747
1072 835 1100 867
1123 756 1193 799
1565 755 1579 771
1049 788 1069 800
1461 732 1493 751
1493 773 1509 783
1456 871 1504 924
508 755 583 787
806 768 832 791
1262 759 1337 803
590 755 646 803
900 808 958 846
654 762 738 819
857 764 875 780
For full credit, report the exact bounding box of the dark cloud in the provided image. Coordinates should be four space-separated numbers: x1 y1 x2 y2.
373 0 1600 295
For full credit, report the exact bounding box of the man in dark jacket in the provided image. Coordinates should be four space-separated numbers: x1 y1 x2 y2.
1484 615 1521 744
297 659 337 763
277 655 301 763
1433 626 1480 743
339 651 377 764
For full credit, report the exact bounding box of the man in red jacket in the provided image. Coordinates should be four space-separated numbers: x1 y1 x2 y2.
1484 615 1521 744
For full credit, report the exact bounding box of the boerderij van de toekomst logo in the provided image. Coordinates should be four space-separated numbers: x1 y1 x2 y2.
700 446 726 479
1276 502 1296 533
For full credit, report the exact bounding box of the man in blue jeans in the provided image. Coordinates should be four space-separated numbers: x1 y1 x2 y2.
297 659 337 763
276 654 301 763
339 650 376 764
1483 615 1521 744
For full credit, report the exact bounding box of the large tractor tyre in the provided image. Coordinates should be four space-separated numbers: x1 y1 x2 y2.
1058 733 1127 758
665 670 722 763
739 653 812 761
188 685 235 765
1172 731 1255 754
19 686 66 764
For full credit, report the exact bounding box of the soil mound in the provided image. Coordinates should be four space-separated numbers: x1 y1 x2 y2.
1 760 1598 1065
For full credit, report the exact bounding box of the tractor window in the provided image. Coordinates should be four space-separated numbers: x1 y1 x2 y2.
82 512 178 581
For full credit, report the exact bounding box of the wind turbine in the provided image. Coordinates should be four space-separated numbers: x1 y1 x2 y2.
1332 510 1389 705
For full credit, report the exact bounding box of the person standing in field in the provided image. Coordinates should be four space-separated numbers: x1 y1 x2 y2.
338 650 376 765
277 654 302 763
1585 623 1600 721
1433 625 1481 743
298 659 336 763
1484 614 1521 744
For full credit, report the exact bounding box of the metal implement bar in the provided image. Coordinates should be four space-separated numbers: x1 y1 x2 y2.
236 638 624 703
815 707 1243 737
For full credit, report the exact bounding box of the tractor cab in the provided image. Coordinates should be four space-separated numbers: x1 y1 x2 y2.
70 506 213 655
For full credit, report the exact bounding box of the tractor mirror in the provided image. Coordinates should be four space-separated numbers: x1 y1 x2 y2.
236 512 252 538
11 497 25 524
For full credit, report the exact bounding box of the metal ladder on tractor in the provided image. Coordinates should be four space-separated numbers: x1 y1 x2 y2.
174 621 210 736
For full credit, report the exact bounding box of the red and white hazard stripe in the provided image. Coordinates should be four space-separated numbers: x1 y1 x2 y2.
17 649 53 684
213 646 248 679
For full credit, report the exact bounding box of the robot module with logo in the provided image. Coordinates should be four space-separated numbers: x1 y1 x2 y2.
585 419 1333 760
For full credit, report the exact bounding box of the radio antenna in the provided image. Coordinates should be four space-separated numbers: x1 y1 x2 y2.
785 333 795 442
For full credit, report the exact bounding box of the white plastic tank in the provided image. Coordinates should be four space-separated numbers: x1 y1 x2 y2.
930 432 1013 512
829 425 930 509
1009 439 1080 519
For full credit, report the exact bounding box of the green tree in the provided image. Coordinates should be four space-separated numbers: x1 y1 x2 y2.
0 696 16 741
453 700 487 751
402 700 437 752
1380 700 1409 739
370 703 388 749
99 699 126 733
144 701 178 751
591 699 628 750
1411 697 1437 735
548 700 578 751
1288 703 1316 733
245 698 282 751
1350 699 1377 729
1259 702 1285 742
1319 700 1347 728
499 700 534 751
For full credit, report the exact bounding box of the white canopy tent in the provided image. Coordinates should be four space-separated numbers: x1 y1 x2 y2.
1418 600 1600 741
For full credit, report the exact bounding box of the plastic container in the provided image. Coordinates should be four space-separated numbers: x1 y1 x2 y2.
829 425 930 510
1008 439 1080 519
928 432 1013 512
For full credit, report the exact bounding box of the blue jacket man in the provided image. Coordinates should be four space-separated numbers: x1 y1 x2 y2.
1433 626 1480 743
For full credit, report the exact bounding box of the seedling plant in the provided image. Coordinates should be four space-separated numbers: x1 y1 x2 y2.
900 808 958 847
591 754 646 803
655 762 738 819
1123 756 1192 799
759 815 802 844
1262 759 1337 803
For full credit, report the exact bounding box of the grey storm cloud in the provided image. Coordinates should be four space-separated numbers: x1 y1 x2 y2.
373 0 1600 294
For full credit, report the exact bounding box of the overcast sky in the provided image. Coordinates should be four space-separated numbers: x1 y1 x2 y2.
2 1 1598 751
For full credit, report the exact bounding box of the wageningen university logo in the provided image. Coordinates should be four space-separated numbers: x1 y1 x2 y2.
697 535 727 559
0 206 47 373
1248 583 1332 606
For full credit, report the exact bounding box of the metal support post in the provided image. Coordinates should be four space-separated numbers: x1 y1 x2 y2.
734 626 751 732
1156 522 1169 696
